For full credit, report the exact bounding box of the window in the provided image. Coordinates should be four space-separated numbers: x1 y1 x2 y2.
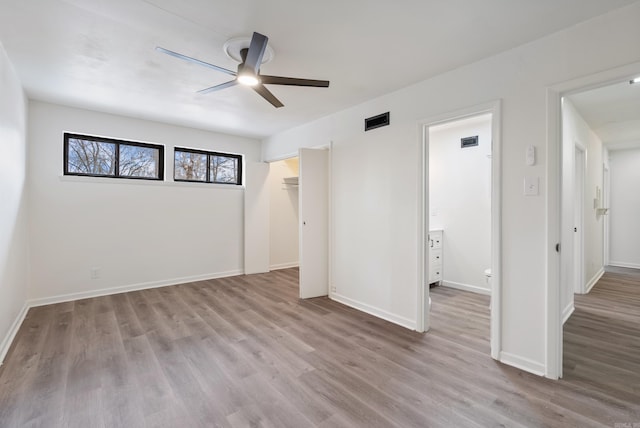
174 147 242 185
64 133 164 180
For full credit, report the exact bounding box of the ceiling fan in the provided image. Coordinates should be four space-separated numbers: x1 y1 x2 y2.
156 32 330 108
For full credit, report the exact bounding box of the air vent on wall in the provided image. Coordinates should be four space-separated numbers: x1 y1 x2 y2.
365 112 390 131
461 136 478 148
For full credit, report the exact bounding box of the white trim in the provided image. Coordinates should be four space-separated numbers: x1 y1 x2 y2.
608 261 640 270
59 174 245 190
562 302 575 325
28 270 243 308
328 141 334 300
584 267 604 294
0 303 29 366
573 143 586 294
418 99 502 359
269 262 299 271
546 61 640 381
263 151 299 163
490 100 503 361
441 281 491 296
499 351 546 377
546 87 563 380
417 121 428 332
331 292 417 331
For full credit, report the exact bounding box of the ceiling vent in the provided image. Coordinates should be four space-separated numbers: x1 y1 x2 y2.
461 136 478 148
365 112 390 132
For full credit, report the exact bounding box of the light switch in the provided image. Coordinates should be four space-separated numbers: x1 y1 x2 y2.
524 176 539 196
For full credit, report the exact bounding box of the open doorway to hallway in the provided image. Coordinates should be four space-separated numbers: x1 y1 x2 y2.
560 72 640 376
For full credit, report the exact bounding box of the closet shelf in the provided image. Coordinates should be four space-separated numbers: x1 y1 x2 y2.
282 176 299 189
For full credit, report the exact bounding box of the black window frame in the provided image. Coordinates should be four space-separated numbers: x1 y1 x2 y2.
173 147 243 185
63 132 165 180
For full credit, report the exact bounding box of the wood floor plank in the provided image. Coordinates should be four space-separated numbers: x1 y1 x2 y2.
1 266 639 427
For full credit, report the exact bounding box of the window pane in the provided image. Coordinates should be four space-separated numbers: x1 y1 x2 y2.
67 138 115 175
174 151 207 181
119 144 160 178
210 155 239 183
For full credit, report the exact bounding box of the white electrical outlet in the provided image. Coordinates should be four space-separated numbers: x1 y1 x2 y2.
90 267 101 279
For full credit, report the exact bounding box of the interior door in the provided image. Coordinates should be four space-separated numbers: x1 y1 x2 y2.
244 161 270 274
299 148 329 298
574 146 585 293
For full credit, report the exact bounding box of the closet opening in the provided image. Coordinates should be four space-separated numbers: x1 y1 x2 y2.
267 147 330 299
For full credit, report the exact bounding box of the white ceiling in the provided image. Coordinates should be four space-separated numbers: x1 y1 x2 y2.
1 0 638 139
567 79 640 150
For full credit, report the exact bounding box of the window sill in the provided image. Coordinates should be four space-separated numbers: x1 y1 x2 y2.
59 175 245 190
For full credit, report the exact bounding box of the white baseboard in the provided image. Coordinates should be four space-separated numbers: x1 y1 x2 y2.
499 351 545 377
330 292 416 331
562 302 575 324
28 269 244 308
269 262 299 271
441 280 491 296
608 261 640 270
0 302 29 366
584 267 604 294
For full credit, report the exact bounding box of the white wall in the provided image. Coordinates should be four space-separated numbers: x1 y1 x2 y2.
262 3 640 375
609 148 640 268
429 114 491 293
268 158 299 270
0 44 29 363
27 101 261 303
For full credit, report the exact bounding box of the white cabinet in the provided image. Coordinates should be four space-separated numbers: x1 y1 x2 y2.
428 230 443 285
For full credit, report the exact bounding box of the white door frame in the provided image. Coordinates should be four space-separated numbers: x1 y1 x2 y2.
603 164 610 266
573 143 586 294
545 61 640 380
417 100 502 360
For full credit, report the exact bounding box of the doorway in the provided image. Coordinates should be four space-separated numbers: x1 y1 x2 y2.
419 101 502 360
549 66 640 379
267 148 330 299
268 157 300 271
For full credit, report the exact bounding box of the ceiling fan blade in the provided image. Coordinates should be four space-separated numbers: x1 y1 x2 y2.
156 47 236 77
260 75 330 87
253 84 284 108
243 32 268 75
197 80 238 94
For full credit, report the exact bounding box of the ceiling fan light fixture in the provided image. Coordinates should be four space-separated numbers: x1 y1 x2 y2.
237 74 260 86
158 31 329 108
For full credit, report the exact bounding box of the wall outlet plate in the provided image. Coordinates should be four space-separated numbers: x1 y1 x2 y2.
524 176 539 196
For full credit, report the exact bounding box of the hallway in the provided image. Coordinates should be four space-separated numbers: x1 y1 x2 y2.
563 266 640 422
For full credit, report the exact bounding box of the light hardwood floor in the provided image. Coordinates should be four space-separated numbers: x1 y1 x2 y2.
0 267 638 427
